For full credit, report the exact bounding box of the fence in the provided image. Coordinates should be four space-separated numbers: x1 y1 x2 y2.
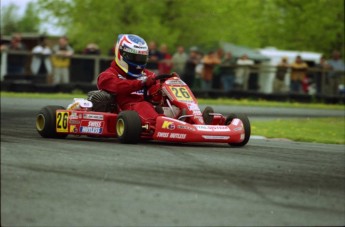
1 51 344 102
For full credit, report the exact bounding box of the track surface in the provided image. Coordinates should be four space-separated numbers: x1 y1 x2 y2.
1 98 345 226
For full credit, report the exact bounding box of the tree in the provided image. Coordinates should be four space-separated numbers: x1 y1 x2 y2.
1 2 42 35
36 0 344 55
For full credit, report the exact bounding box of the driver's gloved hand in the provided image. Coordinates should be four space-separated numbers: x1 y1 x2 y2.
142 76 156 87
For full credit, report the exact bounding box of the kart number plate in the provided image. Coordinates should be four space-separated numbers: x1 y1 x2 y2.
169 86 193 101
56 111 69 133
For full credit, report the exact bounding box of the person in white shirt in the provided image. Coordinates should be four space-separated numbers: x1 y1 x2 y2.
235 54 254 90
31 36 52 77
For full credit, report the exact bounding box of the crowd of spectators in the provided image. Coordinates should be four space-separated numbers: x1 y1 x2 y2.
1 34 344 96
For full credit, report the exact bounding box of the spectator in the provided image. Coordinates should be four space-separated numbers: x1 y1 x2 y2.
83 43 101 55
51 36 74 84
3 33 27 74
219 52 236 92
171 45 188 77
213 48 224 89
183 46 199 88
146 41 161 75
158 44 172 74
235 54 254 90
201 50 221 90
30 36 52 79
314 55 331 95
194 51 204 89
273 57 289 93
290 55 308 93
327 50 345 95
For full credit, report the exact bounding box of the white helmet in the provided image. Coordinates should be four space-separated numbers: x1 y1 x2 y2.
114 34 149 78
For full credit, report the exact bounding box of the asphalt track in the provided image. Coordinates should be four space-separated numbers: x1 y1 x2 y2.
1 98 345 226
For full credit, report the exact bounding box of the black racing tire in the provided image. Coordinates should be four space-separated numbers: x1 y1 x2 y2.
202 106 214 125
36 105 68 139
225 113 251 147
116 111 142 144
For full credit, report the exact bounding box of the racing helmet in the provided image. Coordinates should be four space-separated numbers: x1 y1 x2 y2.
114 34 149 78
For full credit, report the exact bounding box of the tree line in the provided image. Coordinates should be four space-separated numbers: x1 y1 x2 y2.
2 0 344 56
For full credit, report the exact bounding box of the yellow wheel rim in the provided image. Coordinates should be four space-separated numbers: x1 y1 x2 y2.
116 118 125 136
36 114 45 131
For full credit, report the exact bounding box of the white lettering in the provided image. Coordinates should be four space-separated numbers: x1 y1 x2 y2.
80 127 102 134
157 132 169 138
169 133 186 139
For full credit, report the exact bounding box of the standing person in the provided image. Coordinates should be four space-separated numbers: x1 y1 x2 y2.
83 43 101 55
30 36 52 81
146 41 161 75
314 55 331 95
327 50 345 95
290 55 308 93
219 52 236 92
158 44 172 74
3 33 27 74
201 50 221 90
171 45 188 77
182 46 199 88
51 36 74 84
273 57 289 93
235 54 254 90
97 34 159 125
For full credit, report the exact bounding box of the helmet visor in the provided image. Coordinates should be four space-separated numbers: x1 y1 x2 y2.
120 49 148 65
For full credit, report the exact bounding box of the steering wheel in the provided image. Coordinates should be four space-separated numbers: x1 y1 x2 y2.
154 74 176 81
143 73 178 103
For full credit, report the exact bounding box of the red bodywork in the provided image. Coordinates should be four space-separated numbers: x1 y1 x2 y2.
56 76 246 144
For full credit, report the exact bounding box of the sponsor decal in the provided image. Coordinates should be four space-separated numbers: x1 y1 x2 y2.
83 114 104 120
70 112 79 119
169 133 186 139
79 121 104 134
157 132 169 138
162 121 175 130
165 79 186 85
240 133 245 140
232 119 240 126
202 135 230 140
118 74 125 80
193 110 202 115
70 125 78 133
177 125 196 131
187 103 200 111
69 120 80 125
233 127 242 131
156 132 187 139
195 125 230 132
131 89 144 95
80 127 102 134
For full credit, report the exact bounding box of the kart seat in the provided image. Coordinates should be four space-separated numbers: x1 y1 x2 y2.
87 90 117 113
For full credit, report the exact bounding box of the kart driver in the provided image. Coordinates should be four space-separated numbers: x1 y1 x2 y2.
97 34 160 125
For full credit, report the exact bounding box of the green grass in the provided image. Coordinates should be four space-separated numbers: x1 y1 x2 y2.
252 117 345 144
1 91 344 110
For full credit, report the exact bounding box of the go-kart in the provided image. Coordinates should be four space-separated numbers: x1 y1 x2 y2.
36 73 250 146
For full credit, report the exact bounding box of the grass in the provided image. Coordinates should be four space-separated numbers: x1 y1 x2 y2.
1 91 344 110
251 117 345 144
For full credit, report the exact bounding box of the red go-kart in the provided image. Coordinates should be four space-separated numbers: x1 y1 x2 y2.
36 74 250 146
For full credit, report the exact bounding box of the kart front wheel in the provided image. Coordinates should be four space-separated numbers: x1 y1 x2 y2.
116 111 142 144
36 105 68 139
202 106 214 125
225 113 250 147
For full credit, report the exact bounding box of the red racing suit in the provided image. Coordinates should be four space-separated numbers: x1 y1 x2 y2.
97 61 159 124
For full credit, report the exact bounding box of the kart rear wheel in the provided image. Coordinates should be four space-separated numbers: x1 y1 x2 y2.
116 111 142 144
202 106 214 125
36 106 68 139
225 113 251 147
